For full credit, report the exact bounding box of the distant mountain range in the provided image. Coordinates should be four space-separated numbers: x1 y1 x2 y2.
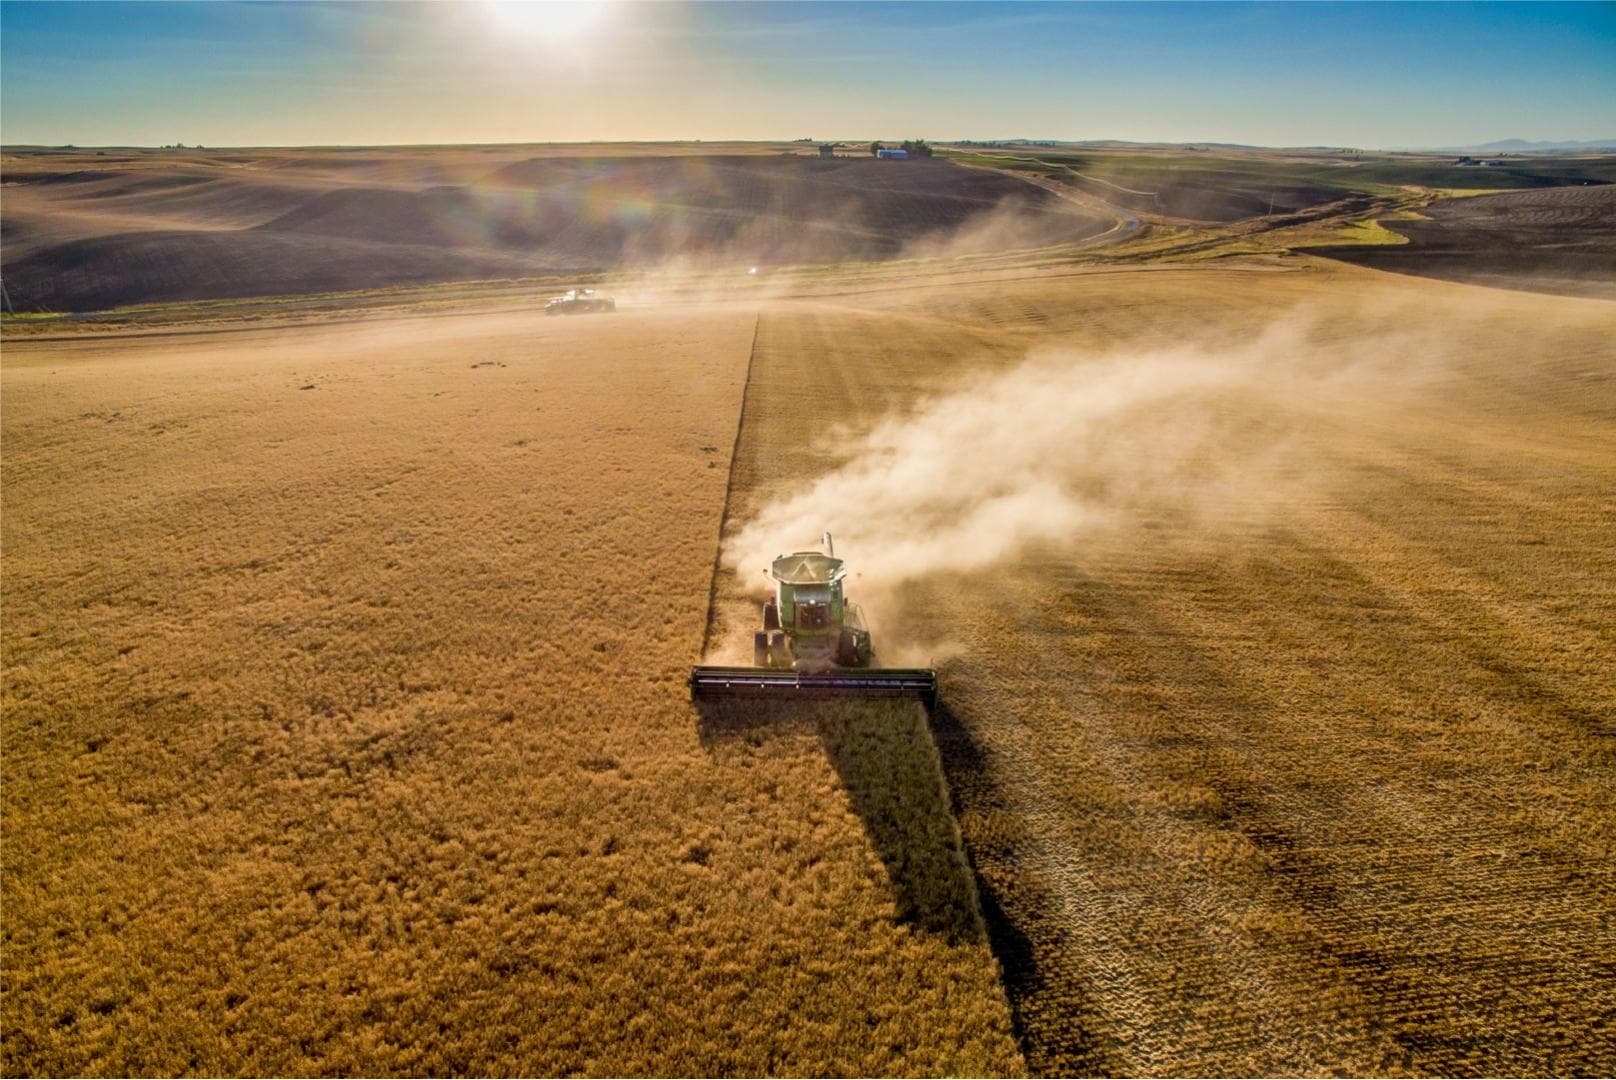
1395 138 1616 153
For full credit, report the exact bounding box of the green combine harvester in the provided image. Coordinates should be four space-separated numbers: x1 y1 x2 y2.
690 534 938 706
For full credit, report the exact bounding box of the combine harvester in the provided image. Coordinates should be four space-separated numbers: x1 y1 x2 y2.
691 534 938 706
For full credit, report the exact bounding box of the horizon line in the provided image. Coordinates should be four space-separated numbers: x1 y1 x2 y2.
7 137 1616 154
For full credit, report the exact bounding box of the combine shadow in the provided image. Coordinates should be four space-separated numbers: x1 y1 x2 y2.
928 697 1124 1075
695 696 988 943
925 702 1045 1051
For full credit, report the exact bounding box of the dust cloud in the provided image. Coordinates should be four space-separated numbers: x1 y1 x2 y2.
614 189 1106 309
897 195 1109 261
727 310 1430 609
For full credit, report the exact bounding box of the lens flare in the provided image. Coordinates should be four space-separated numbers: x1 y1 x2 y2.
483 1 609 45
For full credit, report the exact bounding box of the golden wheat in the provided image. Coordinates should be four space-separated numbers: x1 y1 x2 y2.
2 304 1021 1075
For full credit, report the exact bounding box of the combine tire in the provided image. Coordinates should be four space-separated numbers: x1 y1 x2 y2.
835 629 858 667
763 599 780 631
770 632 789 667
754 631 769 668
837 628 872 667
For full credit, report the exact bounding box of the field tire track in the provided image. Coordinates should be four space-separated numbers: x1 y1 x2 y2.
699 312 761 658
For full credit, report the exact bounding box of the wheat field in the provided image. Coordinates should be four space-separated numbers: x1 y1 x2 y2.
1 304 1020 1075
712 259 1615 1075
5 250 1613 1076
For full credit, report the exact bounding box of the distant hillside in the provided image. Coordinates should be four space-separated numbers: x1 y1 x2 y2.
0 151 1108 311
957 137 1616 154
1398 138 1616 153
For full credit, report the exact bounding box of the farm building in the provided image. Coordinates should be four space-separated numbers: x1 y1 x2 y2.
819 144 835 158
877 148 909 160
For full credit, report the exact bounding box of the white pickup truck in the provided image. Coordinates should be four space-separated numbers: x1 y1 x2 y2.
544 288 616 315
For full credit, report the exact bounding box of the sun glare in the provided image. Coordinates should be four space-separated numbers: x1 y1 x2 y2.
484 1 610 45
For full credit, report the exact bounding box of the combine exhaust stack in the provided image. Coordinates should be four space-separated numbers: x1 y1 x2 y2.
691 534 938 707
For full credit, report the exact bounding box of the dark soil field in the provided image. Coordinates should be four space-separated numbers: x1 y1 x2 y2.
948 147 1616 224
1 148 1106 312
1312 185 1616 299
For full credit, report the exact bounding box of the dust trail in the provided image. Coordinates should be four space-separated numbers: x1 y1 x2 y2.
726 313 1403 617
614 191 1105 309
896 195 1110 261
732 353 1226 584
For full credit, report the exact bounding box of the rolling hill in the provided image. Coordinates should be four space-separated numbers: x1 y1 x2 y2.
1 150 1108 312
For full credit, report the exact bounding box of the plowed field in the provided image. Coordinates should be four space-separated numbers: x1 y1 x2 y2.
1316 185 1616 300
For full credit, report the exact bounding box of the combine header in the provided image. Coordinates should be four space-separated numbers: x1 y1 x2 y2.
691 534 937 706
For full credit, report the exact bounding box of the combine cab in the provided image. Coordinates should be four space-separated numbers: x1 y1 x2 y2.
691 535 937 706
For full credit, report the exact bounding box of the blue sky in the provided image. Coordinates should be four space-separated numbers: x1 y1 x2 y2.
2 1 1613 147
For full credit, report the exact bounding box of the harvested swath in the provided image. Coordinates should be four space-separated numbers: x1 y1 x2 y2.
721 263 1616 1075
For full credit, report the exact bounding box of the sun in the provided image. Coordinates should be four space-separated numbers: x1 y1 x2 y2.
483 1 610 45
